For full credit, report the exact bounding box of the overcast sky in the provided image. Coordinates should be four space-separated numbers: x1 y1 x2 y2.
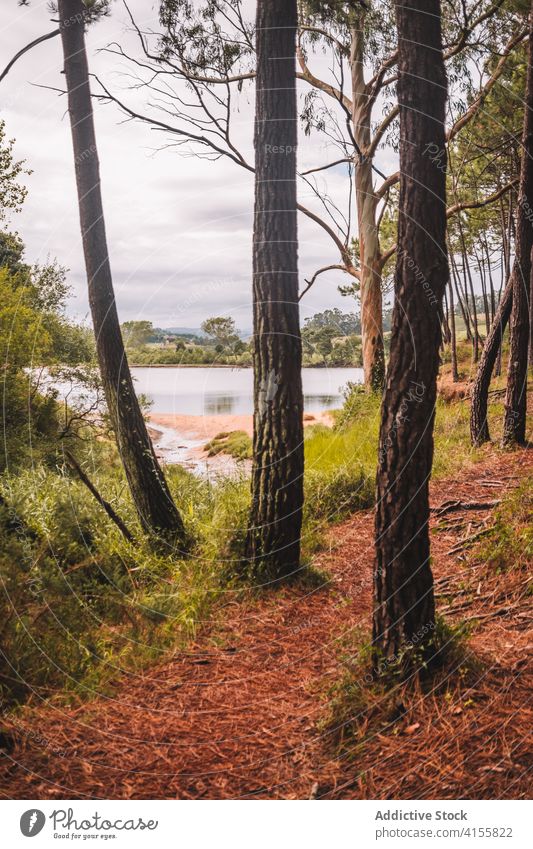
0 0 397 330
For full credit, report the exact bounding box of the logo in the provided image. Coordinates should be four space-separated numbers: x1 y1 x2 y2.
20 809 46 837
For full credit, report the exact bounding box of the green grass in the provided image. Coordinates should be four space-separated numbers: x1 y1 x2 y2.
475 475 533 572
204 430 252 460
0 372 494 709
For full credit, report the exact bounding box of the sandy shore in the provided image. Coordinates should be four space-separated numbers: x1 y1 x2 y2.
147 410 334 474
149 410 334 442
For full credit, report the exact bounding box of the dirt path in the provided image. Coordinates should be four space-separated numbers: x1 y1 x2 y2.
1 448 531 800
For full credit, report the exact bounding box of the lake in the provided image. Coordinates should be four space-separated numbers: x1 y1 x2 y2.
131 367 362 415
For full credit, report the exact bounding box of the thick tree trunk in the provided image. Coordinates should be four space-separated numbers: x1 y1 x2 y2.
373 0 448 666
470 276 513 445
350 20 385 392
503 5 533 446
244 0 304 579
58 0 186 547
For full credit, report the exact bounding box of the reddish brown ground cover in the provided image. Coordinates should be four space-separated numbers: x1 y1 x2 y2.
1 448 531 800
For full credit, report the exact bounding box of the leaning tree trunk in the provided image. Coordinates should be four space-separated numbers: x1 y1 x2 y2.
373 0 448 666
58 0 186 547
503 3 533 446
244 0 304 579
470 276 513 445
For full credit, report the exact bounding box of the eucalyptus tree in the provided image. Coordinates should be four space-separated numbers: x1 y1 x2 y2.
57 0 187 547
373 0 448 665
96 0 526 392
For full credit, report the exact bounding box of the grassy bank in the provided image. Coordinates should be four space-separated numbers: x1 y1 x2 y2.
1 376 513 710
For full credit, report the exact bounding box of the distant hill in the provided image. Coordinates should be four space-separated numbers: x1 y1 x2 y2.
160 327 207 337
160 326 252 339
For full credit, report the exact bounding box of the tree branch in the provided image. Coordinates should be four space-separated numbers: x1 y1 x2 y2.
365 105 400 159
64 450 134 543
0 29 60 85
446 179 518 217
296 45 352 112
447 27 528 143
299 264 352 301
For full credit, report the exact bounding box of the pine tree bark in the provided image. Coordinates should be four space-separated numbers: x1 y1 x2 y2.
503 4 533 446
373 0 448 665
244 0 304 579
470 277 513 445
58 0 186 547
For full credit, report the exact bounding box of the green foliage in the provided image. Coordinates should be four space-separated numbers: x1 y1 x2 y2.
304 308 359 335
121 320 155 348
0 120 29 224
201 316 240 351
130 345 252 367
302 311 363 365
204 430 252 460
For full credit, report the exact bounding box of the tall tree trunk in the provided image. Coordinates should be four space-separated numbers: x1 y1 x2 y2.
350 19 385 392
373 0 448 666
503 4 533 446
470 276 513 445
485 239 496 326
58 0 186 547
476 247 491 338
449 245 472 341
449 279 459 382
244 0 304 579
442 286 451 344
459 228 480 360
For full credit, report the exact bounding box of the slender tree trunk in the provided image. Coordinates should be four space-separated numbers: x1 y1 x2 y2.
442 286 451 344
495 212 511 377
485 239 496 326
373 0 448 666
459 228 480 360
350 19 385 392
244 0 304 579
449 245 472 341
58 0 186 547
449 279 459 382
503 4 533 446
64 450 133 543
470 277 513 445
477 248 491 338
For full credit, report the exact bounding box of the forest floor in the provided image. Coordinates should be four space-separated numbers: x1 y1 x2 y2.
1 445 531 800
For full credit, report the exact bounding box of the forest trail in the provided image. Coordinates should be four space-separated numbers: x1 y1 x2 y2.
1 447 532 800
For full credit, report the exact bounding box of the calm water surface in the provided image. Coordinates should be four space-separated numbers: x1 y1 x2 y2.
131 367 362 415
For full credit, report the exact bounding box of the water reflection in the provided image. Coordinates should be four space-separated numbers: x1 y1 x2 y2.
303 394 337 409
130 367 363 415
204 395 238 414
